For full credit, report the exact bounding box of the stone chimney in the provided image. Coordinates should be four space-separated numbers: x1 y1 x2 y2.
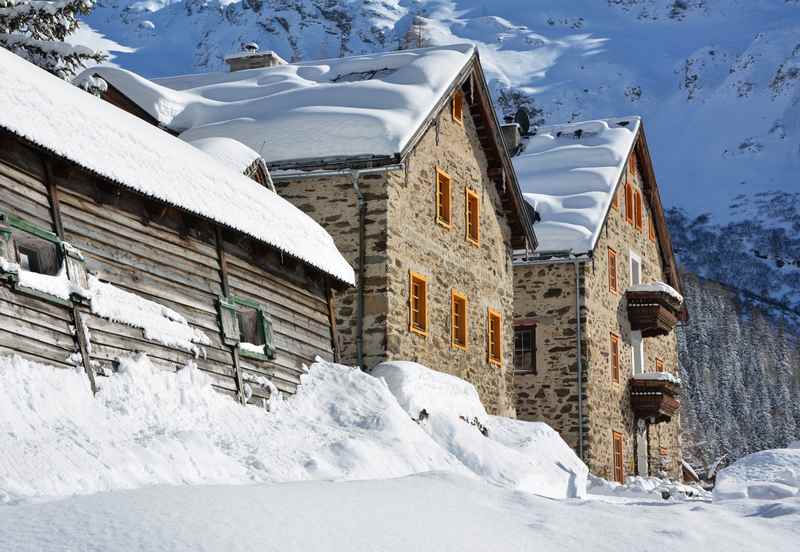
500 122 522 155
225 42 288 72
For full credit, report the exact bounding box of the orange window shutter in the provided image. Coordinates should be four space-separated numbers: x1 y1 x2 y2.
611 334 620 383
611 187 619 210
613 432 624 484
655 358 664 372
608 248 617 292
466 189 480 245
625 183 634 224
634 190 643 230
648 215 656 241
488 309 502 365
452 91 464 124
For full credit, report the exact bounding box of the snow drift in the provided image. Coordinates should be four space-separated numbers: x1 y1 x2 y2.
0 353 584 503
714 447 800 501
372 361 588 498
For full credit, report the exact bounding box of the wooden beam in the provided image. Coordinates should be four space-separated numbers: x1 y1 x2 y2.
326 286 341 364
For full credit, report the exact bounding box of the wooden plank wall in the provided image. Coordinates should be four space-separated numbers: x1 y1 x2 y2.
0 140 76 369
0 135 337 400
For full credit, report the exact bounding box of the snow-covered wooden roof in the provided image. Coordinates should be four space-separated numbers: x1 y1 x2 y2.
513 117 640 254
0 49 354 286
84 44 477 167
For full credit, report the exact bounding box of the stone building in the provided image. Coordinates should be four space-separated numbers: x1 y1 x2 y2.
84 44 536 415
510 117 686 480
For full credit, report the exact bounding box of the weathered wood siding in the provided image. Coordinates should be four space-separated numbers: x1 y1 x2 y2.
0 134 337 400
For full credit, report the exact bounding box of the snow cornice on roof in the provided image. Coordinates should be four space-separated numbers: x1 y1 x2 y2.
0 49 354 286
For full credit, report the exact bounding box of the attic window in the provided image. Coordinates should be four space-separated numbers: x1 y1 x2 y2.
435 167 452 228
331 67 397 83
608 247 618 293
487 308 502 366
465 188 480 245
648 214 656 242
624 182 634 225
611 187 619 211
634 190 643 231
452 90 464 125
218 295 275 359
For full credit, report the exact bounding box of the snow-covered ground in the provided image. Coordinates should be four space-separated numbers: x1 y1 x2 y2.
0 353 798 550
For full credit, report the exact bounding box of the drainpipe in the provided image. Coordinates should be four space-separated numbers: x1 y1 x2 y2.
574 259 585 462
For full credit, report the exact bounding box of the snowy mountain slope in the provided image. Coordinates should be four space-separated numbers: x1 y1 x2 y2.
80 0 800 219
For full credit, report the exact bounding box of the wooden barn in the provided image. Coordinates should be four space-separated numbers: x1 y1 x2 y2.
0 49 354 403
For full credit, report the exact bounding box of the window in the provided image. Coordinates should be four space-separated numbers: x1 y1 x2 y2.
435 168 452 228
218 295 275 359
655 358 664 372
613 431 625 484
409 272 428 335
648 214 656 242
611 187 619 210
514 326 536 374
487 308 502 365
624 182 634 225
451 290 468 349
634 189 643 231
452 90 464 125
630 253 642 286
465 188 480 245
608 247 618 293
610 333 620 383
0 212 88 303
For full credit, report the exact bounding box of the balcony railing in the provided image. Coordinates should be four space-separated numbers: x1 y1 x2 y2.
629 376 681 424
626 285 683 337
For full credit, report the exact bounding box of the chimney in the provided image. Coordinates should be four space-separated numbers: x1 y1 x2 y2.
225 42 288 72
501 123 522 155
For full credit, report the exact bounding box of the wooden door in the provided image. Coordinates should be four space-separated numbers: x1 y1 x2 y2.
613 431 625 484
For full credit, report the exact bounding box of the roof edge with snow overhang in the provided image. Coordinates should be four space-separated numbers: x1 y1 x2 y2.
0 49 354 286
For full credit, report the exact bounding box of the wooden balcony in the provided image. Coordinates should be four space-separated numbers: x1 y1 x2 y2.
629 377 681 424
625 289 683 337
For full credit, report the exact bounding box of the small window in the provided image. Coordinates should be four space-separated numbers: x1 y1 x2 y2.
611 187 619 211
624 183 634 225
218 295 275 359
409 271 428 336
451 290 468 349
655 358 664 372
465 188 480 245
487 308 502 365
435 168 452 228
514 326 536 374
613 431 625 484
452 90 464 125
610 333 620 383
648 214 656 242
634 190 643 231
608 247 618 293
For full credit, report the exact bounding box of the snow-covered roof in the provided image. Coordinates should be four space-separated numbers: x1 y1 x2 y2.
82 44 477 166
0 49 354 285
184 136 262 174
514 117 640 254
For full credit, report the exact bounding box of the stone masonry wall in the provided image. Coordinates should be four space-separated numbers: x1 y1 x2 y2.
383 92 517 416
273 172 390 369
582 152 682 481
513 261 586 451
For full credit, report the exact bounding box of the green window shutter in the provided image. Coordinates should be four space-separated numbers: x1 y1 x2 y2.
218 296 241 345
258 308 276 359
62 243 89 291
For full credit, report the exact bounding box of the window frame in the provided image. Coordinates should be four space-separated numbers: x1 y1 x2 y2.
217 294 276 360
608 247 618 293
487 308 502 366
451 289 468 350
612 431 625 484
514 325 536 375
409 271 428 336
435 167 453 229
465 187 480 246
452 90 464 126
610 333 620 383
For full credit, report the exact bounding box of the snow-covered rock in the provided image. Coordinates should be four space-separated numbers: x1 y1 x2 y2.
714 447 800 501
588 474 709 501
372 360 588 499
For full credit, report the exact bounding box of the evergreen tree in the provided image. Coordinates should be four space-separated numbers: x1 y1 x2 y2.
0 0 105 78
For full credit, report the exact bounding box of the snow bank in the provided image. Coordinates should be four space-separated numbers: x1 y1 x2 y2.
372 361 588 498
0 49 353 285
84 44 475 166
514 117 639 254
0 353 466 503
714 447 800 501
588 474 709 501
